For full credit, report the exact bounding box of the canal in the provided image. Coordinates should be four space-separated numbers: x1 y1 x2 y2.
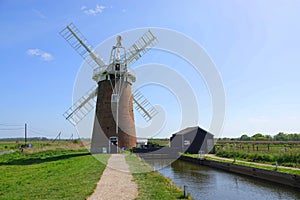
147 159 300 200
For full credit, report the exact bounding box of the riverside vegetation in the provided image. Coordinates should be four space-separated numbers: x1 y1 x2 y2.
215 142 300 168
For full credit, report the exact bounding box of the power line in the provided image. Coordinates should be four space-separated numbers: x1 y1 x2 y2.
28 128 54 136
0 128 24 131
0 124 24 128
28 129 53 138
28 126 58 135
0 123 23 125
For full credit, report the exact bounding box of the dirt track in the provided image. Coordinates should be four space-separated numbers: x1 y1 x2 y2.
87 154 138 200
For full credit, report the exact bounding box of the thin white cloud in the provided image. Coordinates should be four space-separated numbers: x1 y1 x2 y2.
81 4 105 15
32 9 46 19
27 49 54 61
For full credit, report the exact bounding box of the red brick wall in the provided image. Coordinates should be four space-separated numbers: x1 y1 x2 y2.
92 78 136 150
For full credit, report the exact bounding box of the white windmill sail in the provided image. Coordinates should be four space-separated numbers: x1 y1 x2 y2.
126 30 158 66
60 23 106 70
132 89 158 122
61 24 159 127
63 86 98 126
124 30 159 122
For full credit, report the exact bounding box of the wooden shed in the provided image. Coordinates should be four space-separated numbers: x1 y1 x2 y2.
170 126 214 154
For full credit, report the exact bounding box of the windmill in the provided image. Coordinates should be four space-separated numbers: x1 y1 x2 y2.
60 23 158 153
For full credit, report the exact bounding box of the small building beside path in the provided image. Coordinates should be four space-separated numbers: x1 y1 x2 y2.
170 126 214 154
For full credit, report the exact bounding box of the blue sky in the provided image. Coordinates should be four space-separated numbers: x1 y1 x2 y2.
0 0 300 139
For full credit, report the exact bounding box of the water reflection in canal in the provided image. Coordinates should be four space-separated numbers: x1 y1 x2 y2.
146 159 300 200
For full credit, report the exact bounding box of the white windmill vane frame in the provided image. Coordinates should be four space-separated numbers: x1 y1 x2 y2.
60 23 159 127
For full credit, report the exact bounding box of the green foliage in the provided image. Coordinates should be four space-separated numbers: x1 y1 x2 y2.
72 139 79 144
0 149 110 200
274 132 288 141
240 134 250 141
147 138 170 147
219 132 300 141
215 146 300 168
0 142 18 152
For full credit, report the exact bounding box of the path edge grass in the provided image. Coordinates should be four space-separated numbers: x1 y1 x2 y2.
125 154 192 200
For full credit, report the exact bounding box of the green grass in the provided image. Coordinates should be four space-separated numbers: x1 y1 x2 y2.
182 154 300 176
215 150 300 168
126 154 192 200
0 140 87 154
215 142 300 168
0 149 110 200
148 138 170 147
208 156 300 176
0 142 17 152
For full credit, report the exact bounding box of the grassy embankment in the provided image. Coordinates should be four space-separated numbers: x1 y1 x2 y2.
183 153 300 176
126 154 192 200
214 141 300 168
0 141 109 200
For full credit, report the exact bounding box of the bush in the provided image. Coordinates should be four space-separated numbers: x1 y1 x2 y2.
73 139 79 144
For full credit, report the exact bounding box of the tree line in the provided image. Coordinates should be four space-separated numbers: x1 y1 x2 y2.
220 132 300 141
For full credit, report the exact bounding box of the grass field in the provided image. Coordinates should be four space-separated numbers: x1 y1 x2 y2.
0 147 110 200
215 141 300 168
126 154 191 200
147 138 170 147
0 141 18 152
0 140 88 153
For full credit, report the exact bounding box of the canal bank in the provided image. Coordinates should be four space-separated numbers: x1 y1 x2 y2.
179 155 300 189
155 159 300 200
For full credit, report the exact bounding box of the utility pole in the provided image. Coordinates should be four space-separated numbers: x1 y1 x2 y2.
25 123 27 145
52 132 61 143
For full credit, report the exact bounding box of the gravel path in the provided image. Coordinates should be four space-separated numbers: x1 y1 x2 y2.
88 154 138 200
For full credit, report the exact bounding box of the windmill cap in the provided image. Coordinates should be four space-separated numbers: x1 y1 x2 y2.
116 35 122 46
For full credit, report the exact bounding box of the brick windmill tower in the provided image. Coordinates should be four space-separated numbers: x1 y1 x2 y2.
60 24 158 153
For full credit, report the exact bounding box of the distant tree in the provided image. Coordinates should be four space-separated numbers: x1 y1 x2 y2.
220 137 230 141
265 135 273 141
240 134 250 141
251 133 266 141
288 133 300 141
274 132 288 141
273 132 300 141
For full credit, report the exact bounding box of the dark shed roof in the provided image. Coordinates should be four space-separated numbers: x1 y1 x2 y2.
170 126 213 138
